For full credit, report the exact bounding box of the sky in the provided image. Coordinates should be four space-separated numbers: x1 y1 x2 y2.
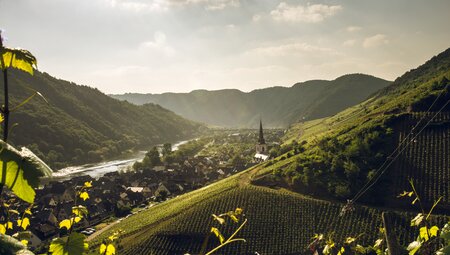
0 0 449 94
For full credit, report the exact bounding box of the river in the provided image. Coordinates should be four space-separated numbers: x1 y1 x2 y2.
45 139 191 182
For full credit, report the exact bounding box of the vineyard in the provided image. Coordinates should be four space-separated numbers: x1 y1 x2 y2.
90 168 447 254
388 112 450 207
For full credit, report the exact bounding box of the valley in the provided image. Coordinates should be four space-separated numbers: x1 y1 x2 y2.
0 3 449 254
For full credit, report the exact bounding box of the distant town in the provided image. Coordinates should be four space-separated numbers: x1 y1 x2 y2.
3 126 283 251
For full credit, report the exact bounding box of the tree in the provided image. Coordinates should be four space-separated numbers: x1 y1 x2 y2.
162 143 172 157
146 146 162 166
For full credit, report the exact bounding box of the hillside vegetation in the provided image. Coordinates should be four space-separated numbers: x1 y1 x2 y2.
91 49 450 254
111 74 390 128
1 70 203 169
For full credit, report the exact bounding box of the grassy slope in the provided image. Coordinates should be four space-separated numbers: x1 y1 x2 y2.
90 49 450 254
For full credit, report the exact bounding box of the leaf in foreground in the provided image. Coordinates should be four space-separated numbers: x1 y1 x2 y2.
49 232 87 255
0 48 37 75
0 233 34 255
0 141 52 203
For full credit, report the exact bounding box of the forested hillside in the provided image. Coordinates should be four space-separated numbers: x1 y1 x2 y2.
1 70 203 169
91 48 450 255
275 47 450 206
112 74 390 127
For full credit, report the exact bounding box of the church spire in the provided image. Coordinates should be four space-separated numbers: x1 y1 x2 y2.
258 118 265 144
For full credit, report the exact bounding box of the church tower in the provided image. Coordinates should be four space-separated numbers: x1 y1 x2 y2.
256 119 268 154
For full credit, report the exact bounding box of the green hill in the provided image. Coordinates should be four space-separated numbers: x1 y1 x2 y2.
91 49 450 254
111 74 391 128
1 70 204 169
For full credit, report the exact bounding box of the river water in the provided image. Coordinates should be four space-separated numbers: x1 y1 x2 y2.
45 140 190 182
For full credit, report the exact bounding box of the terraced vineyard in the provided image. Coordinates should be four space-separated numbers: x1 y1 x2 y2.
389 112 450 207
90 167 447 255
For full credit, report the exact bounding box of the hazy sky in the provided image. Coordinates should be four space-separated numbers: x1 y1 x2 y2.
1 0 449 94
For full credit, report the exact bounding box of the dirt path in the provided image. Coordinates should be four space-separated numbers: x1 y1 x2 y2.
86 220 119 242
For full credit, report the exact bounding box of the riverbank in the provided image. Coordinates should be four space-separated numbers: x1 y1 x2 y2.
42 139 194 183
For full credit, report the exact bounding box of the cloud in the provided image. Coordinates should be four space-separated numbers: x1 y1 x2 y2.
246 42 339 57
346 26 361 32
252 13 263 22
270 2 342 23
343 39 356 47
363 34 389 48
139 31 175 57
104 0 239 12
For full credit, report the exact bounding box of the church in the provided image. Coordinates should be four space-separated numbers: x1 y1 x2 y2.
254 119 270 162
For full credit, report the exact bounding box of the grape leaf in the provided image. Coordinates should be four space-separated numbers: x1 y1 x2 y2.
0 141 52 203
79 192 89 201
17 218 30 230
49 232 87 255
211 227 225 244
0 48 37 75
100 243 116 255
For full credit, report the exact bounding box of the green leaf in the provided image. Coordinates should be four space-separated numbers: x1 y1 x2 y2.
83 181 92 188
345 236 356 244
0 48 37 75
17 218 30 230
441 223 450 241
411 213 424 226
212 214 225 225
105 244 116 255
100 244 106 254
354 244 366 253
436 245 450 255
420 226 429 241
430 226 439 237
211 227 225 244
234 208 243 215
0 233 33 255
72 206 88 218
49 232 87 255
59 219 72 230
398 191 414 197
407 241 422 255
323 242 334 255
374 238 383 248
99 243 116 255
0 141 52 203
79 191 89 201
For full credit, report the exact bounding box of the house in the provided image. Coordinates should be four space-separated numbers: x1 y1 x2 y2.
28 231 43 250
155 183 171 196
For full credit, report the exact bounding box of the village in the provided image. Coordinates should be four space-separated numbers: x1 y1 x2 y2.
4 124 283 251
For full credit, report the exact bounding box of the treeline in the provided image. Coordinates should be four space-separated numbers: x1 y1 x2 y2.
133 139 208 170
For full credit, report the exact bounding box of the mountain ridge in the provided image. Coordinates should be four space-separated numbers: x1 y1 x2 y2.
111 73 391 128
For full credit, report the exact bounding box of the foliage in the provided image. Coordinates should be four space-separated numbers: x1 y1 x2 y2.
0 140 52 203
3 69 204 169
398 180 444 255
1 47 37 75
185 208 247 255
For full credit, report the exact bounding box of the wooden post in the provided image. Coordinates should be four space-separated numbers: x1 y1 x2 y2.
382 212 406 255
